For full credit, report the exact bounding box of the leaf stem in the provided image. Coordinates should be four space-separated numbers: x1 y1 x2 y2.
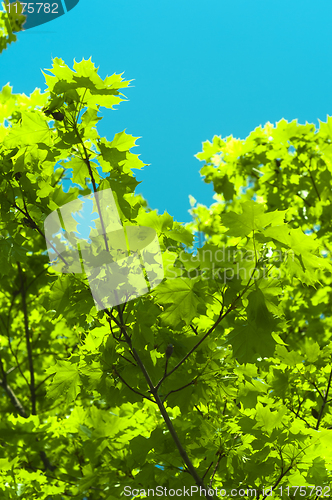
113 367 155 403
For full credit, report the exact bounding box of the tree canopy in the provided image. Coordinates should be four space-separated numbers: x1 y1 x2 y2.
1 35 332 500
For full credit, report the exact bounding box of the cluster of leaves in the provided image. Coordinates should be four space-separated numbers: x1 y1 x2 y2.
1 51 332 500
0 1 26 54
188 121 332 494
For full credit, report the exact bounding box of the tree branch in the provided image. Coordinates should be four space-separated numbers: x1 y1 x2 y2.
208 452 223 489
17 262 36 415
154 303 233 392
308 160 321 201
71 120 109 253
0 300 30 388
0 354 54 471
11 198 70 268
0 353 27 418
315 365 332 430
155 267 257 392
288 405 313 428
105 304 213 499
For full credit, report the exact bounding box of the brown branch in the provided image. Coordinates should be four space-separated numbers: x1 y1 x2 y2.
17 262 36 415
71 120 109 253
154 304 232 392
0 353 27 418
154 264 259 393
208 453 223 488
0 354 54 471
261 462 294 500
295 191 313 207
202 461 213 480
51 168 65 188
261 435 322 500
0 302 30 388
303 376 324 400
308 160 321 201
315 365 332 430
106 304 213 500
194 405 205 417
288 405 313 428
12 199 70 268
190 324 199 335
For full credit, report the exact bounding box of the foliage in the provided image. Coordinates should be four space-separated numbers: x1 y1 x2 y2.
1 49 332 500
0 1 26 54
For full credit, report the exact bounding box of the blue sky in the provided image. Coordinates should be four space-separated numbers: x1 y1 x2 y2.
2 0 332 223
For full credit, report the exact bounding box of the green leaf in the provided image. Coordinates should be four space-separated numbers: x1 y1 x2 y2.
164 225 194 246
4 111 52 147
109 130 139 151
226 289 279 362
307 457 329 484
220 201 287 237
136 210 173 234
227 320 276 363
37 179 53 199
275 345 304 365
154 277 204 327
46 360 82 405
45 275 72 319
246 288 278 332
67 156 89 186
254 402 287 436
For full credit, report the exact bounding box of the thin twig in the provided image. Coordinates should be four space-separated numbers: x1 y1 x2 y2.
155 265 258 392
288 406 313 428
155 305 232 391
113 368 155 403
162 379 195 404
209 453 223 488
202 461 213 480
118 351 137 367
0 300 30 388
194 405 205 417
